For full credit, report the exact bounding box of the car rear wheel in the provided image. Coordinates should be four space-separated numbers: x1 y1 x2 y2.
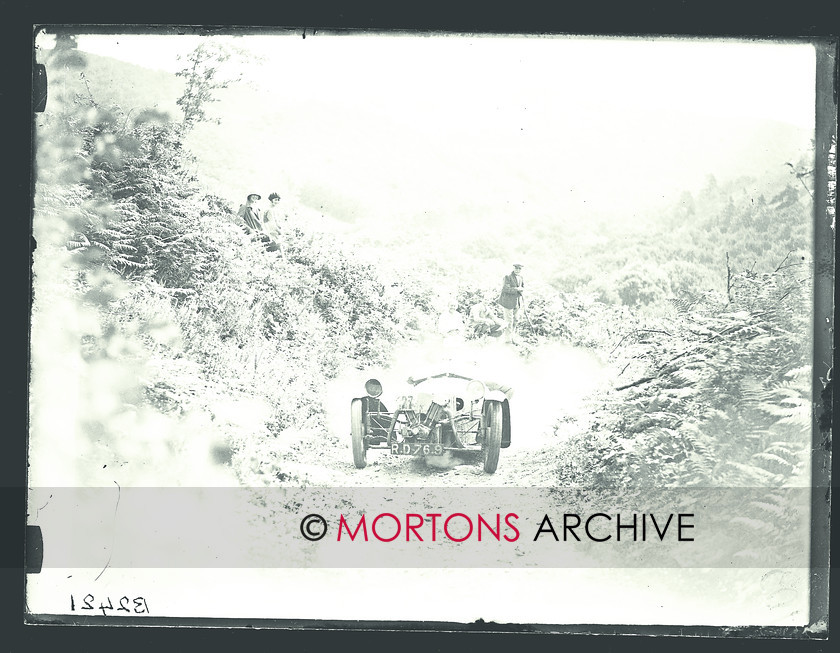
351 398 367 469
483 400 503 474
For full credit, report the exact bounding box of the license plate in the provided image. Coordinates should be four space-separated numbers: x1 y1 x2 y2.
391 442 444 456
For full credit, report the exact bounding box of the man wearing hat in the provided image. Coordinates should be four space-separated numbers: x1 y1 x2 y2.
237 193 263 234
496 263 525 344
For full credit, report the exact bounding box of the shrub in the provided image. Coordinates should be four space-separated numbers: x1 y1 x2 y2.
555 262 811 488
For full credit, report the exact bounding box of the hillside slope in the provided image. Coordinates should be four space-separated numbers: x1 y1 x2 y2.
61 49 814 299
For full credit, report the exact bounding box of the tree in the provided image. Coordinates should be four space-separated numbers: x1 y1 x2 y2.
175 39 254 130
46 30 86 70
676 190 695 219
53 31 78 51
614 262 670 307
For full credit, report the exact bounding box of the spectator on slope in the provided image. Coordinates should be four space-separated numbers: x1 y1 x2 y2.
237 193 263 234
469 298 505 338
237 193 279 252
496 263 525 344
263 192 286 238
438 299 465 349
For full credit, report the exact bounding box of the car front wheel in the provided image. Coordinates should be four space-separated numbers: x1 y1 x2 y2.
351 398 367 469
482 400 503 474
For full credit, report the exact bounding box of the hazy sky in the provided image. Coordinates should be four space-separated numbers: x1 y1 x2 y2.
39 31 817 224
68 31 816 127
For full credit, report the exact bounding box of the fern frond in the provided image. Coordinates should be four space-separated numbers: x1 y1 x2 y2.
729 516 777 535
67 234 90 250
751 452 795 475
725 461 782 485
748 500 787 520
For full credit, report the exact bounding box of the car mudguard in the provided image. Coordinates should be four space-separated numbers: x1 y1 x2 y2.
485 390 508 403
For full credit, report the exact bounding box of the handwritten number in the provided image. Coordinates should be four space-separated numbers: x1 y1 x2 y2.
73 594 149 615
99 596 114 616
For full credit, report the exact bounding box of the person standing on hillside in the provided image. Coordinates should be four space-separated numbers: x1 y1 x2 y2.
496 263 525 344
237 193 263 234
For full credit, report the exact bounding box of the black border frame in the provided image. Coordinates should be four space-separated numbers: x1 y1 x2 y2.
5 1 838 651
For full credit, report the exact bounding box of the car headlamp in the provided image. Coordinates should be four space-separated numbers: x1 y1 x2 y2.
466 380 486 401
365 378 383 398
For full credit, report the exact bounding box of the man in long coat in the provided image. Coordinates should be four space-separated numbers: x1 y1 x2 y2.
496 263 524 343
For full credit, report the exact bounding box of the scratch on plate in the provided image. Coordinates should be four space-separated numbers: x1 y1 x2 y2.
94 480 121 582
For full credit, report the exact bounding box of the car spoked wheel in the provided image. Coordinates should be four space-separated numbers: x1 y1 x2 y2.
482 400 503 474
351 398 367 469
